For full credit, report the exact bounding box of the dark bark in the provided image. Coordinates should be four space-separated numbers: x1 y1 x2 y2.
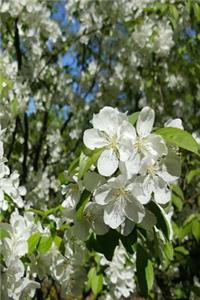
33 111 49 172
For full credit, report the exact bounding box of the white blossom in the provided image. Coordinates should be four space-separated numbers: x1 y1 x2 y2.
94 174 145 229
83 106 131 176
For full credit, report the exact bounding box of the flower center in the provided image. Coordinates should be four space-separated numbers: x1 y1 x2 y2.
71 184 79 193
147 164 158 176
84 211 95 224
134 137 145 153
108 135 118 151
114 186 129 199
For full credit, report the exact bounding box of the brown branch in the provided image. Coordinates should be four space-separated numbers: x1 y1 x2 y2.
187 191 200 204
60 111 73 135
14 17 29 183
7 116 20 160
14 18 22 71
33 111 49 172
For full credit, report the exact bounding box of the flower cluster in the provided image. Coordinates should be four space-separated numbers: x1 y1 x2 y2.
0 126 26 211
100 242 136 299
82 106 181 230
0 209 41 300
0 124 87 300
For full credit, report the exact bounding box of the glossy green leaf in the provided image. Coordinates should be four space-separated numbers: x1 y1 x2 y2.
79 148 103 179
54 235 62 249
86 230 119 261
172 185 184 200
172 185 184 212
38 235 53 254
192 220 200 241
136 244 154 296
88 267 103 296
164 242 174 261
172 194 183 212
186 169 200 184
193 3 200 21
0 228 10 240
147 201 172 240
75 190 91 221
28 232 41 255
155 127 200 156
175 246 189 256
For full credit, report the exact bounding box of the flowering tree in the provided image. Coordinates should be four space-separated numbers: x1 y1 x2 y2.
1 0 200 299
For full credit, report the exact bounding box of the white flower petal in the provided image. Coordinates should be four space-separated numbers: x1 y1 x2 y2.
92 106 127 134
136 106 155 137
119 219 135 236
122 155 141 179
104 200 125 229
146 134 168 158
164 118 184 129
97 149 119 176
83 128 107 150
139 210 157 230
154 177 171 204
73 220 90 240
120 121 136 140
128 180 150 204
158 151 181 183
94 183 112 205
94 219 109 235
83 171 106 192
124 196 145 223
118 142 132 162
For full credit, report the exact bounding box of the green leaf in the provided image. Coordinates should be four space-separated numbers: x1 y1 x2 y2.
164 242 174 261
172 194 183 212
155 127 200 156
86 230 119 261
11 98 18 115
0 228 10 240
192 220 200 241
54 236 62 249
172 185 184 200
183 213 200 226
186 169 200 184
193 3 200 21
79 149 103 179
89 269 103 296
87 228 137 261
146 260 154 292
172 185 184 212
28 208 46 217
68 157 79 176
136 244 154 296
175 246 189 256
169 4 179 28
75 190 91 221
44 205 64 216
120 229 137 254
179 222 193 240
88 267 96 288
28 205 63 218
28 232 41 255
128 111 139 125
38 235 53 254
147 202 172 240
169 4 179 21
